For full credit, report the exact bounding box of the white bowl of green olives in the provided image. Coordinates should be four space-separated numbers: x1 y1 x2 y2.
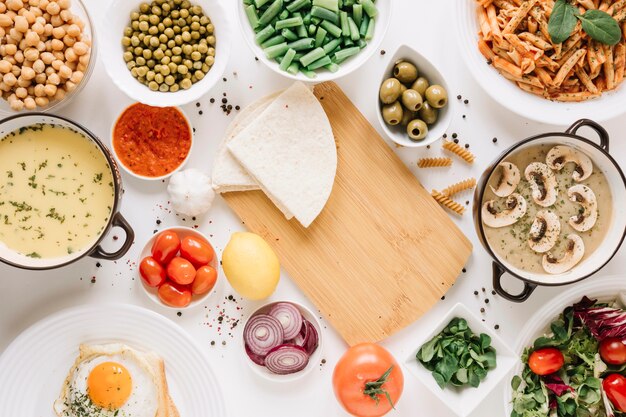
376 44 454 148
101 0 231 107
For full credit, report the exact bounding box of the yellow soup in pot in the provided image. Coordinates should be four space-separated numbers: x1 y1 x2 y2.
0 124 115 259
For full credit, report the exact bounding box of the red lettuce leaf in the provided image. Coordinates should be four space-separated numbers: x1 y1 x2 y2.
544 374 575 397
573 296 626 341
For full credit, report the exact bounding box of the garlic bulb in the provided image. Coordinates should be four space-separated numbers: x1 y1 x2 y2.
167 169 215 216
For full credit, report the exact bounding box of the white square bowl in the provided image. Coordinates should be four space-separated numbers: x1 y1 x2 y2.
404 303 517 417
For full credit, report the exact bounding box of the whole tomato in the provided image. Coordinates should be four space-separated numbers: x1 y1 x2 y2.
603 374 626 412
600 338 626 365
180 236 215 267
528 348 564 376
158 281 192 308
166 257 196 285
192 265 217 295
139 256 166 287
333 343 404 417
151 231 180 265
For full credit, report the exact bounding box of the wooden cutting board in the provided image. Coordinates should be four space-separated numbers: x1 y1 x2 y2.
224 82 472 345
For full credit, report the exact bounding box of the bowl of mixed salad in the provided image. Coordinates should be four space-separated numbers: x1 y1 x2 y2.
507 276 626 417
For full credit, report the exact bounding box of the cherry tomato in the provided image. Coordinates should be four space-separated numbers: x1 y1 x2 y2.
166 257 196 285
139 256 166 287
333 343 404 417
192 265 217 295
158 281 192 308
180 236 214 267
151 231 180 265
604 374 626 412
528 348 564 376
600 338 626 365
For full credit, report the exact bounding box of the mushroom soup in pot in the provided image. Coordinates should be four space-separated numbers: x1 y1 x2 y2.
481 144 612 275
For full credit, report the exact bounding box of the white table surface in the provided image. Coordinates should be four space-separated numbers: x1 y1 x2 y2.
2 0 626 416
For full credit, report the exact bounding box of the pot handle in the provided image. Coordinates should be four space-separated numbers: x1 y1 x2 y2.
90 213 135 261
565 119 609 152
492 262 537 303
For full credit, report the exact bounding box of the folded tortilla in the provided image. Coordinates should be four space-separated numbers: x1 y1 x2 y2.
227 82 336 228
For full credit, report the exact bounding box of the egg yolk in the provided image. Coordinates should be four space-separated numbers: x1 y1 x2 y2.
87 361 132 410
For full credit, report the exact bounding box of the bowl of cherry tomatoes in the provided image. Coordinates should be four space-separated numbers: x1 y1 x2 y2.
138 227 218 309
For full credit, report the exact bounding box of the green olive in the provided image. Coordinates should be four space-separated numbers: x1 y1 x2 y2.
407 119 429 141
425 85 448 109
411 77 429 97
393 61 418 84
418 102 439 125
379 78 402 104
382 101 404 126
401 89 423 112
400 109 415 126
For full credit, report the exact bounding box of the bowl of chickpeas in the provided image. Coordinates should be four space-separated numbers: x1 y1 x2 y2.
101 0 230 107
0 0 96 113
376 44 455 149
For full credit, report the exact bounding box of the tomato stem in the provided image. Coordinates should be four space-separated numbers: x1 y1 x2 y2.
363 365 395 409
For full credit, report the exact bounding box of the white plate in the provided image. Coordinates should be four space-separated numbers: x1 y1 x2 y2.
404 303 517 417
0 303 226 417
456 1 626 125
504 275 626 417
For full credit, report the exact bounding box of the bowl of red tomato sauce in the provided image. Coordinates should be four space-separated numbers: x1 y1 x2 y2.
138 227 218 309
111 103 193 180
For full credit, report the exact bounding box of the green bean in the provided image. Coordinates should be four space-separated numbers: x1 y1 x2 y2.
278 9 289 20
258 0 283 26
286 0 311 12
312 0 338 12
301 69 317 78
359 13 369 36
287 37 315 50
358 0 377 17
281 28 299 41
310 6 338 25
315 26 327 47
279 47 297 70
348 16 359 41
264 42 289 59
364 16 374 40
244 5 259 27
299 47 325 67
275 16 303 29
325 62 340 72
352 4 362 26
254 0 272 8
261 34 286 48
340 11 349 36
286 62 300 75
307 55 331 70
333 46 359 62
320 20 342 37
254 24 276 43
322 38 341 54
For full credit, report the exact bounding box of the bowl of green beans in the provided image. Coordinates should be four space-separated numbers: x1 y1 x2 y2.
101 0 231 107
238 0 391 81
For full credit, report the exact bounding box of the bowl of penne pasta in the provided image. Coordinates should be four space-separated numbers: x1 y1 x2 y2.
457 0 626 124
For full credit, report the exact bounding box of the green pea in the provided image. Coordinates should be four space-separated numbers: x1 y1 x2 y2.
153 49 164 60
174 35 183 45
146 70 155 81
207 47 215 56
142 49 152 59
163 17 172 27
167 39 175 48
159 83 169 92
171 55 182 64
154 73 164 83
131 21 140 30
192 61 202 70
182 44 192 55
190 31 200 40
190 51 201 61
149 37 160 48
127 61 136 70
161 55 171 65
177 64 188 74
207 35 215 46
197 43 208 54
151 6 162 16
162 2 170 12
201 63 210 72
173 26 181 34
134 46 143 56
180 8 189 18
168 62 177 72
164 75 175 85
138 32 145 41
206 23 214 34
138 20 149 32
148 80 159 90
159 34 168 43
136 66 148 77
149 14 159 25
177 18 186 27
146 59 155 68
170 10 180 19
136 56 146 66
190 21 200 31
180 78 192 89
130 67 138 77
182 1 191 9
139 2 150 13
170 83 180 92
160 65 170 76
205 56 214 66
124 27 133 37
200 16 209 25
148 25 158 35
164 28 174 38
195 70 205 80
122 36 131 47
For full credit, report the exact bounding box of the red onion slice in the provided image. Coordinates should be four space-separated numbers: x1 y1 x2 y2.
268 302 303 340
245 343 266 366
264 344 310 375
290 320 319 356
244 314 284 357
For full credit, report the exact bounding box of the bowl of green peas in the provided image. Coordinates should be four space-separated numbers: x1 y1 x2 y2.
101 0 231 107
238 0 392 81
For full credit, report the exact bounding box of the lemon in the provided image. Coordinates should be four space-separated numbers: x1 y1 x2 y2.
221 232 280 300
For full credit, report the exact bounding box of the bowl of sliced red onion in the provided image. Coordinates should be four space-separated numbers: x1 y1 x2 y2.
242 301 322 382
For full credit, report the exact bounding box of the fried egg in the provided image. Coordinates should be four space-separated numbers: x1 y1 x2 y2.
54 343 178 417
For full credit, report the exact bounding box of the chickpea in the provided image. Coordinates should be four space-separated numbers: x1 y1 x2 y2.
25 31 39 47
15 86 27 98
3 73 17 86
24 47 38 61
57 0 70 9
33 83 45 96
64 47 76 62
43 23 53 36
62 34 75 46
32 22 44 34
40 51 53 64
24 96 36 109
0 3 6 13
7 0 24 12
51 59 62 70
72 41 87 55
5 44 17 55
58 64 70 79
78 53 89 66
14 15 28 32
43 83 56 96
14 50 24 63
0 14 13 27
50 14 62 27
59 9 71 22
21 66 35 80
35 96 49 107
34 72 46 83
0 82 10 92
69 70 82 84
29 0 40 7
16 76 30 87
46 1 60 15
64 80 75 91
0 60 12 73
52 87 64 100
47 72 59 85
22 10 35 24
10 98 25 111
52 26 64 39
32 58 44 73
51 38 63 51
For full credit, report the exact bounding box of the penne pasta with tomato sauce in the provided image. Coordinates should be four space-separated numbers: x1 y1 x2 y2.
475 0 626 101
